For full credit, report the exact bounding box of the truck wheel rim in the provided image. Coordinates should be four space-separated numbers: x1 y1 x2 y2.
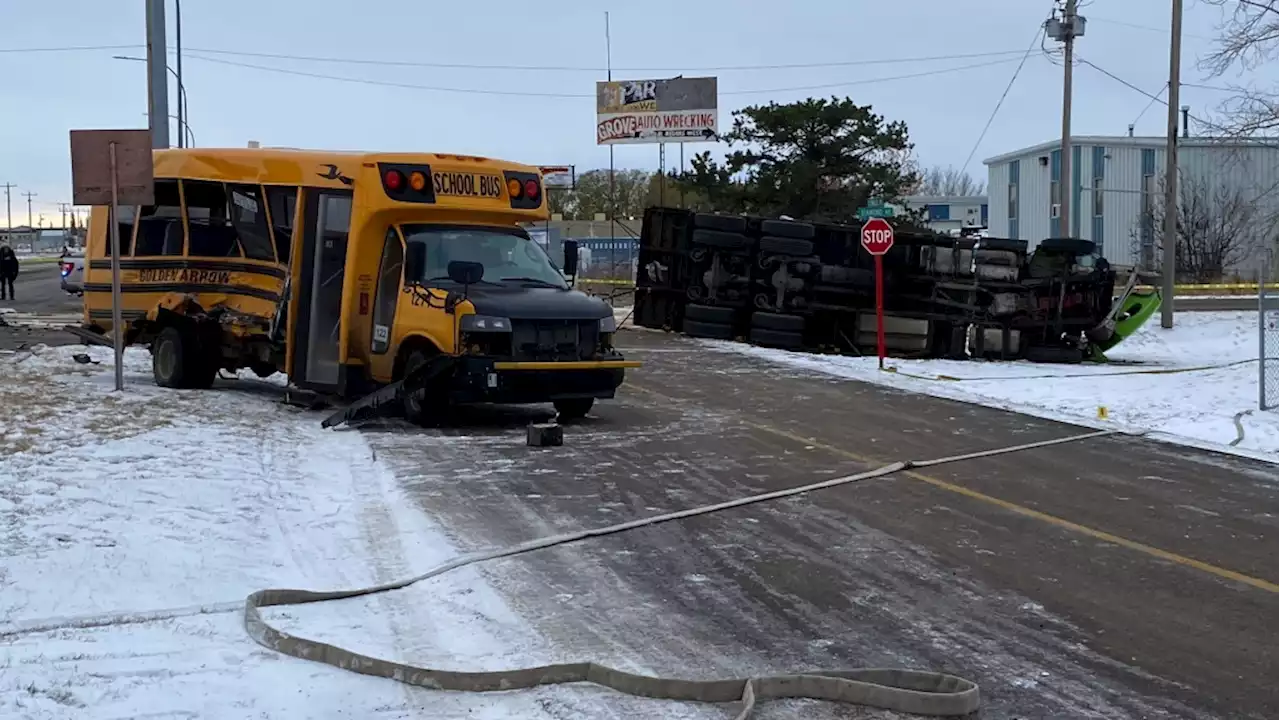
157 339 176 379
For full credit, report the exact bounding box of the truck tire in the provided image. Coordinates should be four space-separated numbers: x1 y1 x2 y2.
749 327 803 349
760 219 815 239
685 303 736 324
683 319 735 340
693 213 747 233
691 229 750 251
751 312 805 332
554 398 594 421
152 326 190 388
759 235 814 256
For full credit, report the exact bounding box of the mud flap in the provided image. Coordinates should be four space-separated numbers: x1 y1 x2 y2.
1088 274 1163 359
320 355 452 429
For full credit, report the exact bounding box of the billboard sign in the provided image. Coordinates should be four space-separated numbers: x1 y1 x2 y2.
539 165 576 189
596 77 718 145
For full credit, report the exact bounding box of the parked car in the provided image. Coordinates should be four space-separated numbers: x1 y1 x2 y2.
60 250 85 295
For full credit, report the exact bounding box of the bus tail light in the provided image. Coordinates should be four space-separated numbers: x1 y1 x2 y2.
378 162 436 204
502 171 542 210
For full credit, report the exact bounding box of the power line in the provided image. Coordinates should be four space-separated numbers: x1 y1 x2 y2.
1131 82 1169 128
183 53 1023 99
0 42 1033 72
961 15 1051 174
1076 56 1233 134
1086 15 1213 40
180 46 1032 73
0 43 142 54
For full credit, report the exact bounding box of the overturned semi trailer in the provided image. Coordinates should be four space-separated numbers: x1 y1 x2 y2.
633 207 1160 362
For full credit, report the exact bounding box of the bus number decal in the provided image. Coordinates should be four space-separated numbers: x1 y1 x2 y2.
432 172 503 199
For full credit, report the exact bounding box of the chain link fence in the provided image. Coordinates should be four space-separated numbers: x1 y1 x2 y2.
1261 281 1278 411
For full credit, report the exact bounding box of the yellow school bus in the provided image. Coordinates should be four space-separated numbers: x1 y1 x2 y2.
82 147 638 423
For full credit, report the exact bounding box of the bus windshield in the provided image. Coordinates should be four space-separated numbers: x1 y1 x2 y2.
401 225 568 290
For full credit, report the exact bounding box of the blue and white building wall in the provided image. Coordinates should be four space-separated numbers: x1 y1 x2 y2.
984 136 1278 271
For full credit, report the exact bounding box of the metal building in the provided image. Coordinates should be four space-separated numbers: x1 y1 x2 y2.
983 136 1278 272
897 195 989 234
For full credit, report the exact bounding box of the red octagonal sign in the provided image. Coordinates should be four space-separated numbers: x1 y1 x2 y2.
861 217 895 256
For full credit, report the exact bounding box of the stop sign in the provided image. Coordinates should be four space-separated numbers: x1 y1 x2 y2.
861 217 895 256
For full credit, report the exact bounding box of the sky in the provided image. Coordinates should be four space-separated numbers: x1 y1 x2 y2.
1 0 1275 228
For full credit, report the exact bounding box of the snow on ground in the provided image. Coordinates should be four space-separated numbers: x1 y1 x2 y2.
0 345 618 719
697 311 1279 464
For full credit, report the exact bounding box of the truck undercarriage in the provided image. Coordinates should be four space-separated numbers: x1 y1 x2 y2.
633 207 1161 362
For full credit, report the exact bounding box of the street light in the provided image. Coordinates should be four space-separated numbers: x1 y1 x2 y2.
138 112 194 148
113 54 190 148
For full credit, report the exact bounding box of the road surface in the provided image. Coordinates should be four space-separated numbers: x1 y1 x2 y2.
360 328 1276 719
1174 295 1278 312
0 263 83 350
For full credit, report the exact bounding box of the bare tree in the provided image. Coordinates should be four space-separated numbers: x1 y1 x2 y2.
913 165 987 196
1197 0 1278 136
1131 175 1279 281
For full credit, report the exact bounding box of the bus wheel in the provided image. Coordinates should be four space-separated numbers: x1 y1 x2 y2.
554 398 594 421
400 349 434 425
152 326 189 388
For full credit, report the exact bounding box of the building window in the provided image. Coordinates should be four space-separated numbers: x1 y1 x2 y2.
927 204 950 221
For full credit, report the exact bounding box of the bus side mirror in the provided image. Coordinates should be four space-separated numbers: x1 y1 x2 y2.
562 239 578 278
447 260 484 286
404 242 426 284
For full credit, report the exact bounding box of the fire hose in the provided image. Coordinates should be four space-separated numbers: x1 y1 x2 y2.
245 428 1116 718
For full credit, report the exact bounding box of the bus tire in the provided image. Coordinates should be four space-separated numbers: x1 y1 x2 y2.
554 398 594 421
400 348 436 426
152 326 191 388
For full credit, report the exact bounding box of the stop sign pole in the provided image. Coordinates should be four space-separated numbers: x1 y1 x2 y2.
860 217 895 369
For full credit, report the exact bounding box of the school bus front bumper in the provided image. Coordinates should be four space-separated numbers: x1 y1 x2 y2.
450 357 640 404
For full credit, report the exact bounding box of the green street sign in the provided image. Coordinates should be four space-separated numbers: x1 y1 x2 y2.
857 205 895 220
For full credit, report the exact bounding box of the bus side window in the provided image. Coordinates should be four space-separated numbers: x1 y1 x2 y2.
183 180 241 258
226 184 275 261
133 180 184 257
106 205 137 257
370 228 403 355
265 187 296 266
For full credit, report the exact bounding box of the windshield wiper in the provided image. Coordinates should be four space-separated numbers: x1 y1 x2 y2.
420 275 500 286
500 276 565 288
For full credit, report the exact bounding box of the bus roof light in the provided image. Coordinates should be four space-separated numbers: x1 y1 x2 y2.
409 171 427 192
524 179 540 199
384 169 405 191
507 178 523 198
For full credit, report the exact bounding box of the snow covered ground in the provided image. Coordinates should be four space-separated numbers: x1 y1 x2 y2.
0 345 629 719
693 311 1278 464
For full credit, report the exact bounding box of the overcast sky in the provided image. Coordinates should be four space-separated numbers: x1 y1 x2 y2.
1 0 1274 227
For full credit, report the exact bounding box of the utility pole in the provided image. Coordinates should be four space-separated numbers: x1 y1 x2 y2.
2 183 13 231
58 202 72 230
145 0 170 149
1048 0 1085 238
1160 0 1183 329
22 191 36 228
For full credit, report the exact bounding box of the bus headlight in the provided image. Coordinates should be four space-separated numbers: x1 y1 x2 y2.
459 315 512 332
599 315 618 333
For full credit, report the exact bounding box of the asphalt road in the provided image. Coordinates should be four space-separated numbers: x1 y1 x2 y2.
359 328 1277 719
1174 295 1278 312
0 263 84 350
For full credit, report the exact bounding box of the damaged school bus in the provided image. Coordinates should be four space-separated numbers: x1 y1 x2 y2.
81 148 638 424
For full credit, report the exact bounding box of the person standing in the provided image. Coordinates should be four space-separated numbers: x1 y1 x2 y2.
0 244 19 300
